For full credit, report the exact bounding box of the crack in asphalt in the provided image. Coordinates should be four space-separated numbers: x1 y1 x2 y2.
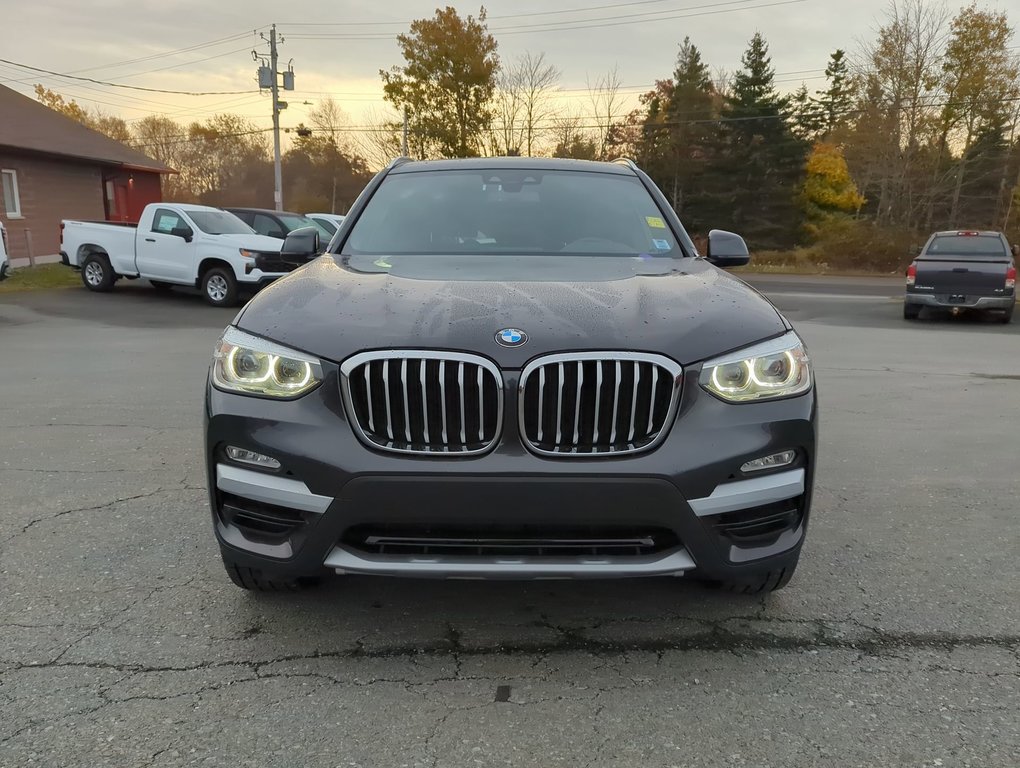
2 487 205 545
3 626 1016 677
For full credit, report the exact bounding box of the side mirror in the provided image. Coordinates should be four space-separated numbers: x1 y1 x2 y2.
280 226 320 260
171 226 193 243
1012 244 1019 257
706 229 750 268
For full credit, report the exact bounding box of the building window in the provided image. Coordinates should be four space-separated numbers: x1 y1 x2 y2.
1 169 21 218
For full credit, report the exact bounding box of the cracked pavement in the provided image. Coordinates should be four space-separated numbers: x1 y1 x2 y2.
1 281 1018 767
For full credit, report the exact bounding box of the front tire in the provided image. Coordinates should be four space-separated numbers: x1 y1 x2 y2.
903 303 921 320
202 266 238 307
709 562 798 594
81 254 115 292
222 555 319 592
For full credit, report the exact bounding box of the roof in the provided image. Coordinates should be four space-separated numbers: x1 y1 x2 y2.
0 84 173 174
388 157 637 176
932 230 1003 237
226 207 307 217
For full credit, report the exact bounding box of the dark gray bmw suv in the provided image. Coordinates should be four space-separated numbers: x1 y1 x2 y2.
205 158 817 594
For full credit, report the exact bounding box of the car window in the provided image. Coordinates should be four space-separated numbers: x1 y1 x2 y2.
252 214 284 238
151 208 186 235
925 235 1007 257
340 169 683 257
279 214 332 239
309 217 337 236
189 210 254 235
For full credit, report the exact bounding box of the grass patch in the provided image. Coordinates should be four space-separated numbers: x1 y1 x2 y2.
0 263 80 293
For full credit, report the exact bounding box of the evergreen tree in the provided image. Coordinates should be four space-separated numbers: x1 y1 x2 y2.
718 33 807 248
814 50 856 139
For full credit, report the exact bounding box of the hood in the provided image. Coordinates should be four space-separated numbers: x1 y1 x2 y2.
215 233 283 252
236 254 787 367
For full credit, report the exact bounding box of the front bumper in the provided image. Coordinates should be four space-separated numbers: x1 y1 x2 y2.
205 364 817 581
905 292 1015 310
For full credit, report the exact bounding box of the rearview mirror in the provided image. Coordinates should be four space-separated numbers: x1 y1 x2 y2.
280 226 321 260
171 226 193 243
706 229 750 268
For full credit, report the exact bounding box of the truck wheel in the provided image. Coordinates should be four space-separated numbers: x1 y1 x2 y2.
81 254 115 292
903 303 921 320
202 267 238 307
1000 303 1014 324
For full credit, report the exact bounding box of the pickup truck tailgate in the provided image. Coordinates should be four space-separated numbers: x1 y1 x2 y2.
915 259 1009 296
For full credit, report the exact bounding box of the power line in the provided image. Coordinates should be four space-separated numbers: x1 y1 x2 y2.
279 0 761 28
0 57 255 95
284 0 810 39
65 30 267 75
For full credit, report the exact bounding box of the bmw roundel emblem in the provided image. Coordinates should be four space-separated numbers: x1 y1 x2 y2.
495 328 528 347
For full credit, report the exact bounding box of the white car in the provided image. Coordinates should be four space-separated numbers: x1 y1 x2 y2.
61 203 320 306
305 212 346 238
0 220 8 281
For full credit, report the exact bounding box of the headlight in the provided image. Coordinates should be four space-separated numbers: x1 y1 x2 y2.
700 332 811 403
212 327 323 398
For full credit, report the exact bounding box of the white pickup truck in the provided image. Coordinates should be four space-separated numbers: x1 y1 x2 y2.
60 203 320 306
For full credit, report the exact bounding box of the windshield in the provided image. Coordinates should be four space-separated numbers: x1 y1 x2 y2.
925 235 1007 258
189 210 255 235
279 214 332 239
340 169 684 258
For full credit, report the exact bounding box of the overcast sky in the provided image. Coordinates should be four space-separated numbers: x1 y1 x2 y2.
0 0 1014 133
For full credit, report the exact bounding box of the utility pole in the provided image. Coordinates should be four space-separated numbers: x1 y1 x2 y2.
402 108 409 156
269 25 283 212
256 25 295 212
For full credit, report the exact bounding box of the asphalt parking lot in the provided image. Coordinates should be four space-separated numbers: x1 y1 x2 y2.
1 276 1018 767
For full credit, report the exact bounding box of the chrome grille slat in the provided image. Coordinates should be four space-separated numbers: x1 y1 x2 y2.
364 363 375 434
628 361 640 442
420 361 430 444
439 360 448 446
457 362 467 445
340 352 503 456
477 366 485 442
519 353 682 457
382 360 394 441
555 362 565 445
400 359 412 444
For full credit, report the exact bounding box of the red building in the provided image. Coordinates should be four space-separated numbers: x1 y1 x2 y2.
0 84 173 262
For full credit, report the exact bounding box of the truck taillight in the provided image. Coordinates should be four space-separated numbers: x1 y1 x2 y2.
1007 266 1016 290
906 262 917 287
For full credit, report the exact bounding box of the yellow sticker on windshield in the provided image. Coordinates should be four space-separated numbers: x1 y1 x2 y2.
646 216 666 229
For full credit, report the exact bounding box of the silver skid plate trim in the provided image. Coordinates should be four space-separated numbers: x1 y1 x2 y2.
323 546 696 579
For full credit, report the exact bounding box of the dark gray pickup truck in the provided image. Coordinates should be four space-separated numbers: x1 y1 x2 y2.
904 231 1017 323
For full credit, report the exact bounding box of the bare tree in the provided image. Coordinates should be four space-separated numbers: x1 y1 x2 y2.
518 53 560 156
355 107 405 170
857 0 949 227
587 66 625 160
308 98 355 155
491 61 526 155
